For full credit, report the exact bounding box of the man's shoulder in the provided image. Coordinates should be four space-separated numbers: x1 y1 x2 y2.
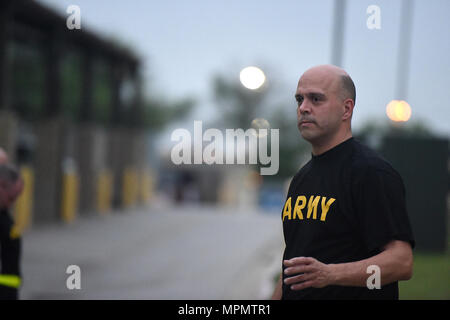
349 139 402 181
292 159 313 179
285 160 313 194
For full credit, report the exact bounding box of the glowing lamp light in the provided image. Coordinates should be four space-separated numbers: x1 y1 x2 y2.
386 100 411 122
239 66 266 90
250 118 270 138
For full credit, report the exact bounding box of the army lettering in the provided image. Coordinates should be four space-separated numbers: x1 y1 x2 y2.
282 195 336 222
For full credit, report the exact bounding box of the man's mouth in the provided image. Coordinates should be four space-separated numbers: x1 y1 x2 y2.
299 120 315 125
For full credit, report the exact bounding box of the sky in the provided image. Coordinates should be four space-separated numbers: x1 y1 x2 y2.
37 0 450 137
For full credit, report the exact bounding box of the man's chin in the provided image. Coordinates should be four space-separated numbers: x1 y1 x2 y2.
298 127 316 142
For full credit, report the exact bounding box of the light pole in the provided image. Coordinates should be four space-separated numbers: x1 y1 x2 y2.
388 0 415 127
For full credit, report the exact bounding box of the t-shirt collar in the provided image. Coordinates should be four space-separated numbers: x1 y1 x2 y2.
311 137 354 162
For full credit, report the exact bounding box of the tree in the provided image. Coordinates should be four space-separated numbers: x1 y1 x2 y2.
355 118 435 147
211 69 309 182
267 106 309 181
211 73 268 129
142 95 195 132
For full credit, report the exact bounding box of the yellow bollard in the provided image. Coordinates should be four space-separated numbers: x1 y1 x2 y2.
61 170 79 223
122 167 139 208
140 169 153 205
130 168 139 206
122 167 131 208
11 166 34 239
96 169 113 214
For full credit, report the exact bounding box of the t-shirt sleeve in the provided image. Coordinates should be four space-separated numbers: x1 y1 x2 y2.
352 165 415 253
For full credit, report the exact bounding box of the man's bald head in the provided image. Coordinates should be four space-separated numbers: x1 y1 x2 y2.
301 64 355 105
295 65 356 152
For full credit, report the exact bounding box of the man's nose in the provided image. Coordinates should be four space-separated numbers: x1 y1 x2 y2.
298 100 311 115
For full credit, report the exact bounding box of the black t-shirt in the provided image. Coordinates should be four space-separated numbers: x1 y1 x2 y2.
0 208 21 299
0 208 21 276
281 137 415 300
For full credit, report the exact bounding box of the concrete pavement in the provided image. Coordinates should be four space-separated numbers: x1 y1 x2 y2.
20 204 284 299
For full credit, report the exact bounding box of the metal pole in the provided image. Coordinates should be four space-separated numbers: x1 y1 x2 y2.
396 0 414 101
331 0 346 67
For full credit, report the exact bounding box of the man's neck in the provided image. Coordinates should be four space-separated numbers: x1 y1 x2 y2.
311 130 353 156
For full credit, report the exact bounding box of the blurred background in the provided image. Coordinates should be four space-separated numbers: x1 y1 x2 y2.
0 0 448 299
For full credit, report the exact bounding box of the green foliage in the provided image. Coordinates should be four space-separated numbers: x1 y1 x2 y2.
212 74 268 129
356 119 436 143
267 107 309 181
211 71 308 182
399 253 450 299
142 96 195 132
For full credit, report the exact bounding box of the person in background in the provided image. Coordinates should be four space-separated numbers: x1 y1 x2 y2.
0 148 8 165
0 154 24 299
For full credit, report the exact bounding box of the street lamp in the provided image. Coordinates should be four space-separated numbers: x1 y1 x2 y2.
239 66 265 90
386 100 412 122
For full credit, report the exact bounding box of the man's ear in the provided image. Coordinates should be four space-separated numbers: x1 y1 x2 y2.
342 99 354 120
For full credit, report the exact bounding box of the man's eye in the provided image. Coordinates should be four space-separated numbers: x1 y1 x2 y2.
296 97 303 104
312 96 319 103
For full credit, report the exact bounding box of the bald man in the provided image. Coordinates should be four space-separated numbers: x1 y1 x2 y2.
271 65 415 300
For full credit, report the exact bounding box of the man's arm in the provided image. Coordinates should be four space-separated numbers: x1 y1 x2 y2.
330 240 413 287
283 240 413 291
271 273 283 299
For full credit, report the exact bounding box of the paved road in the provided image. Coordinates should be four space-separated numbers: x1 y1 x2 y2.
20 205 284 299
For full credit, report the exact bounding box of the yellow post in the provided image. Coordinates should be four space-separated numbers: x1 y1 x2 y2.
96 169 113 214
61 169 79 223
131 168 139 205
11 166 34 239
122 166 139 208
140 168 153 205
122 167 131 208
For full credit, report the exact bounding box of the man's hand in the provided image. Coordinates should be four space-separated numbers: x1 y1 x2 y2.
283 241 413 291
283 257 334 291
